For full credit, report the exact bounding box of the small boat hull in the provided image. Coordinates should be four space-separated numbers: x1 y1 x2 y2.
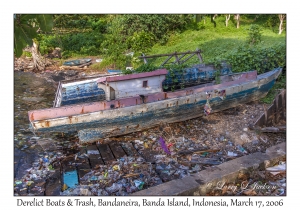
63 58 92 66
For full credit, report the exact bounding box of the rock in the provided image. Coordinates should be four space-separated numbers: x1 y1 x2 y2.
243 128 248 132
240 133 250 143
202 128 208 134
80 188 92 196
65 70 78 76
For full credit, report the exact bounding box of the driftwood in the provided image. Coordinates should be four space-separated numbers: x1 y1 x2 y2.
178 148 219 155
179 158 222 166
259 126 286 133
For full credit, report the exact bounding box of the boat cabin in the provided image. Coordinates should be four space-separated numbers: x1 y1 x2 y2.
97 69 168 101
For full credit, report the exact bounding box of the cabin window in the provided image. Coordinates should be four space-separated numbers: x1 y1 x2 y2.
143 80 148 88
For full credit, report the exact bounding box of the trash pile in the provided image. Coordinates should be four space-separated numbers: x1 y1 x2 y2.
14 149 66 196
61 156 162 196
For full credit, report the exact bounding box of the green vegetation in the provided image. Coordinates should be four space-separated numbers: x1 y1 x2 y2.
260 70 286 104
15 14 286 103
14 14 53 57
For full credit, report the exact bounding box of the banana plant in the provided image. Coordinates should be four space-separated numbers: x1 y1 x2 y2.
14 14 53 57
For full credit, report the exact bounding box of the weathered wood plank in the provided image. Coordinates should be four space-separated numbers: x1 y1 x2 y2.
121 142 140 156
109 142 127 159
133 142 160 163
96 143 115 164
61 155 76 172
254 89 286 127
86 145 104 168
45 170 61 196
76 148 91 180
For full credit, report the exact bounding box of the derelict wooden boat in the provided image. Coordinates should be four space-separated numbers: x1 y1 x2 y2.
28 67 282 143
63 58 92 66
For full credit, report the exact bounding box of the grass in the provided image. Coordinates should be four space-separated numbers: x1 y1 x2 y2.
147 17 285 67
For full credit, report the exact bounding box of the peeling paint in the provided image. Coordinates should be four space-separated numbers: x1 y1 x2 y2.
28 68 282 143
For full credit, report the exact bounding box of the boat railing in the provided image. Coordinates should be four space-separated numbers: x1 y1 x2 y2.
53 81 62 108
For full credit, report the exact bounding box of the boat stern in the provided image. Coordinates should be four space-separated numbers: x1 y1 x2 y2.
274 67 283 79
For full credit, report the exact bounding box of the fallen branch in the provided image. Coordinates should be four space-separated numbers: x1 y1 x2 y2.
179 158 222 166
178 148 219 155
259 126 286 133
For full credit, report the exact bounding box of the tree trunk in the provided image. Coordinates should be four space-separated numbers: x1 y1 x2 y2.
195 14 202 23
225 14 230 27
24 41 46 71
211 14 217 27
278 14 285 35
235 14 240 28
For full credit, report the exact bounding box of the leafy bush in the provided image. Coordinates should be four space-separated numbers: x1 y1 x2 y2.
54 14 104 29
130 63 159 73
100 18 128 69
38 32 103 57
119 14 194 44
90 18 107 33
224 43 286 73
247 24 262 45
127 31 155 53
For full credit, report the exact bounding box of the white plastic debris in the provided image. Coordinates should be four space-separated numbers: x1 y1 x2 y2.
227 151 238 157
266 163 286 171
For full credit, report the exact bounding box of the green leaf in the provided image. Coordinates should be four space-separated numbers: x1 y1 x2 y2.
17 23 36 46
20 14 37 24
36 15 53 32
14 34 26 57
14 25 28 57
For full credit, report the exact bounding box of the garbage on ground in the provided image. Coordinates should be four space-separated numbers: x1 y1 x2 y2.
266 163 286 171
158 137 171 154
227 151 238 157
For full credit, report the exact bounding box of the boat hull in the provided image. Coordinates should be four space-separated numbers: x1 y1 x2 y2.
30 68 281 143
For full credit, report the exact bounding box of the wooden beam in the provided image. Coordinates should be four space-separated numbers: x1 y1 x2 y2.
139 49 202 59
160 55 174 66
